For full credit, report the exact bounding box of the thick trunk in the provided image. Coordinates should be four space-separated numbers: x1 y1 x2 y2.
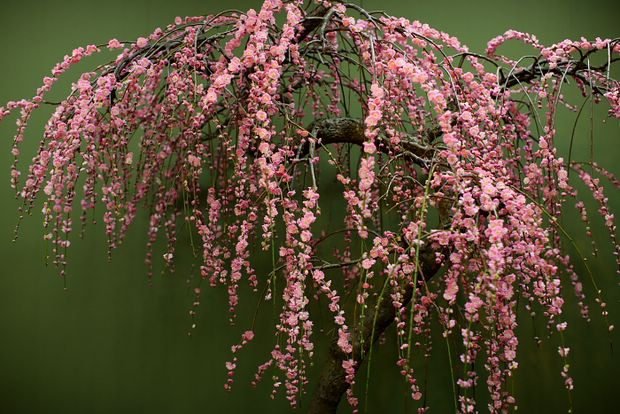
307 246 442 414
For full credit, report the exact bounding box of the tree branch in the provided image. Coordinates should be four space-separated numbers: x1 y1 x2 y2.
500 57 619 95
307 117 440 167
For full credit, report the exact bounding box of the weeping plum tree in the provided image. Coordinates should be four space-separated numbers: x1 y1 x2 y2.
1 0 619 412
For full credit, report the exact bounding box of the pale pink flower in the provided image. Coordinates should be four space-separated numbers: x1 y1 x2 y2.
136 37 148 48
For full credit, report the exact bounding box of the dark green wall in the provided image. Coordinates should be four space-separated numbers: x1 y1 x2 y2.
0 1 618 413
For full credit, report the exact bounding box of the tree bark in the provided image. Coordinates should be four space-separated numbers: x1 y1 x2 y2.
307 117 439 166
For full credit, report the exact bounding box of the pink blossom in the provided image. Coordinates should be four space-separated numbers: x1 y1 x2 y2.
107 39 122 49
486 219 508 244
187 154 201 168
256 110 267 122
443 278 459 302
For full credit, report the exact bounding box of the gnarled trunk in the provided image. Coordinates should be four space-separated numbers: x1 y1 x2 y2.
307 246 442 414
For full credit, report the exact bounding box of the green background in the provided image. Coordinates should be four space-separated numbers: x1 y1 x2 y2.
0 0 618 413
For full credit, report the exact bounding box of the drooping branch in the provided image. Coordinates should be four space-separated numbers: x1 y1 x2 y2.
307 245 442 414
501 56 620 95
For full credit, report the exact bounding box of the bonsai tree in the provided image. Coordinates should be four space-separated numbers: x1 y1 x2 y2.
1 0 618 412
